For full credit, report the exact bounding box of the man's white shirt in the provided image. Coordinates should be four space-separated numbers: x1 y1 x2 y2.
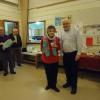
58 27 83 55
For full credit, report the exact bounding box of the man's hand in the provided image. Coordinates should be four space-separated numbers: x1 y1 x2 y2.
13 40 16 43
0 42 4 45
75 54 80 61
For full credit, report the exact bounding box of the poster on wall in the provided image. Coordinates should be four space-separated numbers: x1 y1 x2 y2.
55 17 62 26
86 37 93 46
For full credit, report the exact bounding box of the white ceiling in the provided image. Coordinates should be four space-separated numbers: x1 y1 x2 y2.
4 0 18 4
29 0 75 9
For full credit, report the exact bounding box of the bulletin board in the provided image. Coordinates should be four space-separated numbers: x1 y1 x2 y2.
83 24 100 46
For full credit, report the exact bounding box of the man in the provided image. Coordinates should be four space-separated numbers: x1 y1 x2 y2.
11 28 22 67
0 28 4 71
59 19 83 94
0 27 16 76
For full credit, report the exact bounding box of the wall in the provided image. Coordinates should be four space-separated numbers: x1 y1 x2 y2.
28 0 100 53
0 1 22 46
0 2 20 21
0 1 21 36
29 0 100 25
5 0 18 4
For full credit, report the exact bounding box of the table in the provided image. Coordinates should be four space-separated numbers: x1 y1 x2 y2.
79 55 100 72
59 55 100 72
22 51 42 67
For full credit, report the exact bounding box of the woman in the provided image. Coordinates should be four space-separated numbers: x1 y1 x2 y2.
41 25 61 92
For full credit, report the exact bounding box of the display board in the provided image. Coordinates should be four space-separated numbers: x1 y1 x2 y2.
83 24 100 46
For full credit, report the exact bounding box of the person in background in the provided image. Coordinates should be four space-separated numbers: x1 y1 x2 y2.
41 25 61 92
0 27 16 76
0 28 4 71
59 18 83 94
11 28 22 67
0 60 3 71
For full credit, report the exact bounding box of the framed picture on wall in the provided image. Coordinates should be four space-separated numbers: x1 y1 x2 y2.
55 17 62 26
28 21 45 43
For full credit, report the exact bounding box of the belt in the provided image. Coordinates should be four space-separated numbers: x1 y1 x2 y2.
63 51 77 55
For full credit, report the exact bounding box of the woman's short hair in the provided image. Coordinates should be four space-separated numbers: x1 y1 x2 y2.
47 25 56 32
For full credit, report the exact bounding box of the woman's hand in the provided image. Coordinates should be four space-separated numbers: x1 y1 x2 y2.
51 43 57 48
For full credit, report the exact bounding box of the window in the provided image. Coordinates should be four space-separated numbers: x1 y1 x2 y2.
28 21 45 43
4 21 19 35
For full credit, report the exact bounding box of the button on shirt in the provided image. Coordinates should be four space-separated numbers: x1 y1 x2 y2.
59 27 83 55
